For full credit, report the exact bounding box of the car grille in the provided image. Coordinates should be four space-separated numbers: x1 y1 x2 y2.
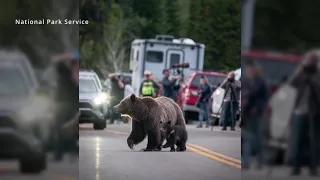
79 111 92 119
79 102 92 109
0 116 16 128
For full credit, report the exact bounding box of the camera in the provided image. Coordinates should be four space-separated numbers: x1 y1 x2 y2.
171 63 190 68
227 77 234 82
170 63 190 78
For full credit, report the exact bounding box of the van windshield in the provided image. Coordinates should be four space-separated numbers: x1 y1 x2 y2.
242 58 300 85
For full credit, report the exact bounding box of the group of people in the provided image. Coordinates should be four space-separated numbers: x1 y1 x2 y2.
241 50 320 176
107 68 228 130
108 69 182 123
140 69 182 100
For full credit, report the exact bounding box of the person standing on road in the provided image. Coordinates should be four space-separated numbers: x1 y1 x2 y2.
124 78 134 98
161 69 181 100
197 76 212 128
288 50 320 176
241 60 268 169
139 70 160 97
51 50 79 161
220 72 241 131
108 72 125 124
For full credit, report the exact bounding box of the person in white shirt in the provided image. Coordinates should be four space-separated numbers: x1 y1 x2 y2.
122 78 134 124
124 78 134 98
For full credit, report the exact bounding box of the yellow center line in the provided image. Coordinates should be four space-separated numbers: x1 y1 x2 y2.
187 143 241 164
105 129 241 168
50 174 77 180
186 145 241 169
106 129 130 135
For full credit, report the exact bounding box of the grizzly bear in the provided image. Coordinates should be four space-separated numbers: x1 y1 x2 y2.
113 93 186 151
160 121 188 152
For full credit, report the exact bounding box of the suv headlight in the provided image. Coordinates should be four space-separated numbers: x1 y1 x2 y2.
19 96 52 122
93 93 109 105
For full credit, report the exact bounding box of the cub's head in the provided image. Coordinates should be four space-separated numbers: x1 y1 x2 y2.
160 121 174 137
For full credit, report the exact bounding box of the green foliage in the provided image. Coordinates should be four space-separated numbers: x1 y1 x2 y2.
81 0 241 72
188 0 241 71
165 0 182 36
253 0 320 52
81 1 128 74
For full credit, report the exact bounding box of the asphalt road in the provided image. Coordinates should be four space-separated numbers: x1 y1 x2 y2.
0 154 78 180
242 166 319 180
79 123 241 180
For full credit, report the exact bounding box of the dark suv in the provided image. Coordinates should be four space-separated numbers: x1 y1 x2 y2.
0 51 49 173
79 75 109 130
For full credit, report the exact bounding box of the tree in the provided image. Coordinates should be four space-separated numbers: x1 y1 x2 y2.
187 0 202 41
165 0 182 36
129 0 167 38
253 0 320 52
187 0 241 71
97 2 127 73
80 36 99 69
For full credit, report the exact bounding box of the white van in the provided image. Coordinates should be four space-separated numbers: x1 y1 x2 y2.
129 35 205 95
211 68 241 125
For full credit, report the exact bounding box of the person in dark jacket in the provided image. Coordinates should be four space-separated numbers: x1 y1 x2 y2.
288 50 320 176
197 76 212 128
108 72 124 124
220 72 241 131
161 69 181 100
241 60 268 169
51 50 79 161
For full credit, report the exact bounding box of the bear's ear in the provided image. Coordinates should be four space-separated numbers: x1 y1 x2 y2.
130 93 136 101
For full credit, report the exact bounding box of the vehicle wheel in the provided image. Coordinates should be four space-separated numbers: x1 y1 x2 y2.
46 132 56 152
183 111 191 124
20 152 47 173
33 123 49 152
94 121 106 130
123 118 129 124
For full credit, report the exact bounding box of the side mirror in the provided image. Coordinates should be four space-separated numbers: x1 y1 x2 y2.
102 87 109 92
281 75 288 83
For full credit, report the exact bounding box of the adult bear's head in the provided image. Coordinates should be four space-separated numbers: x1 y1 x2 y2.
113 93 155 121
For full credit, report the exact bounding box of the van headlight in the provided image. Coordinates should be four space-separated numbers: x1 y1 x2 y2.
93 93 109 105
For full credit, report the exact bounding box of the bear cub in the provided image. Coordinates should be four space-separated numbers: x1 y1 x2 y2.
160 121 188 152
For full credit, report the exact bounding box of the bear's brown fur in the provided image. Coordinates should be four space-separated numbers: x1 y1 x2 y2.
113 93 186 151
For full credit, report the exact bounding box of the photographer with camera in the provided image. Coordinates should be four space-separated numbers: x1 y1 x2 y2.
51 50 79 161
196 76 212 128
220 72 241 131
162 69 181 101
241 61 268 170
287 50 320 176
108 72 125 124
